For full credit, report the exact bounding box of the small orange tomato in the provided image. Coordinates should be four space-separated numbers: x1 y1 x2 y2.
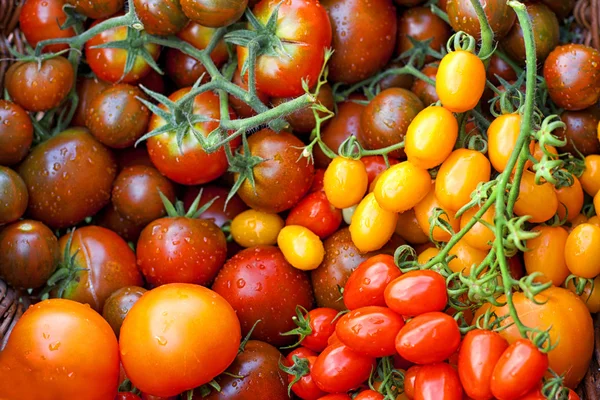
488 113 521 173
324 157 368 209
580 155 600 196
461 205 496 251
565 223 600 278
567 275 600 313
277 225 325 271
570 213 589 230
414 190 461 242
395 209 430 245
436 50 486 113
555 175 584 222
349 193 398 252
417 247 440 264
405 106 458 169
435 149 491 212
588 216 600 227
527 142 558 170
230 209 284 248
513 171 558 223
448 239 487 275
523 225 570 286
373 161 432 213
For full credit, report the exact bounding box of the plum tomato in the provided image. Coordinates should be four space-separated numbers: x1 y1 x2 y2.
350 193 398 253
324 157 368 209
312 343 376 393
134 0 189 35
283 352 327 400
447 239 487 275
374 161 432 213
277 225 325 271
512 171 558 223
286 191 342 239
581 155 600 196
404 366 420 399
414 363 463 400
436 50 486 113
565 223 600 278
0 100 33 165
19 0 76 52
231 209 284 247
414 190 461 242
0 166 28 225
487 113 521 172
361 155 400 186
460 205 496 251
524 226 570 286
567 275 600 314
411 64 439 106
395 209 430 245
102 286 147 337
344 254 401 310
555 175 584 222
384 270 447 316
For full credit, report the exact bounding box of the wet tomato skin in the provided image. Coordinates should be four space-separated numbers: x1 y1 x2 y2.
19 0 76 52
0 100 33 166
71 77 111 128
182 185 248 228
312 343 376 393
181 0 247 28
414 362 463 400
102 286 147 337
0 166 28 225
295 307 339 353
66 0 123 18
556 109 600 156
397 7 451 60
134 0 189 35
344 254 401 310
446 0 516 39
286 191 343 239
384 270 447 317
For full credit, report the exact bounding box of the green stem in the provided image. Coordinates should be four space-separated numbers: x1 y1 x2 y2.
470 0 494 64
506 145 530 215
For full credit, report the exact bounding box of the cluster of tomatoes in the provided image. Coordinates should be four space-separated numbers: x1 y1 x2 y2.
0 0 600 398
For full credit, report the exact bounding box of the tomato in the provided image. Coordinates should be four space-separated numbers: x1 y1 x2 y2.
487 54 518 85
359 88 424 159
311 169 325 192
228 69 271 118
181 0 246 27
165 22 229 87
361 155 399 186
436 51 485 113
85 18 161 83
417 246 439 265
344 254 400 310
324 157 368 209
435 149 491 212
446 0 516 39
490 339 549 400
237 129 314 213
397 7 451 60
411 64 439 106
404 366 420 399
231 209 284 247
385 270 447 316
580 155 600 196
284 352 325 400
414 190 461 242
70 78 109 128
0 299 119 400
146 88 237 185
120 284 240 397
350 192 399 252
0 220 58 289
457 329 508 400
544 44 600 111
272 84 335 135
102 286 146 337
19 128 117 229
116 393 142 400
376 61 415 91
19 0 76 52
513 171 558 223
374 161 432 213
555 175 584 221
395 209 430 245
66 0 123 17
96 205 146 243
237 0 331 97
286 191 342 239
414 363 462 400
134 0 188 35
312 343 376 393
588 215 600 227
288 307 338 353
0 166 27 225
447 239 487 275
5 57 74 112
0 100 33 165
405 106 458 169
460 205 495 251
565 223 600 278
567 275 600 313
556 109 600 156
395 312 461 364
137 213 227 286
278 225 325 271
488 115 522 173
213 246 314 346
318 395 351 400
355 390 384 400
476 287 594 388
182 185 247 228
523 225 569 286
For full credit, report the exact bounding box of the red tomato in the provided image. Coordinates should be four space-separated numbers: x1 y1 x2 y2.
116 393 142 400
0 100 33 165
355 390 384 400
290 307 339 353
404 365 420 399
312 343 376 393
19 0 75 52
344 254 401 310
361 155 400 185
384 270 447 316
286 191 343 239
284 353 326 400
318 395 351 400
414 363 463 400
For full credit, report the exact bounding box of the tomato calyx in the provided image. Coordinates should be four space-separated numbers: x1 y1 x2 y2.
118 378 141 396
279 355 311 396
280 305 314 348
226 133 265 205
40 229 86 300
158 189 219 219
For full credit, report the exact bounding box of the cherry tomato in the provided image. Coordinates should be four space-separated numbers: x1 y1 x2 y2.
487 54 518 85
350 193 399 252
360 155 400 186
96 205 146 243
318 395 351 400
397 7 451 61
523 225 569 286
324 157 368 209
19 0 76 52
286 191 342 239
0 100 33 165
565 223 600 278
447 239 488 275
557 109 600 157
344 254 401 310
277 225 325 271
116 393 142 400
134 0 188 35
460 205 496 251
404 366 420 399
181 0 247 27
120 284 241 397
513 171 558 223
555 175 584 222
272 84 336 135
312 343 376 393
405 106 458 169
436 50 485 113
414 190 461 242
414 363 462 400
446 0 516 39
355 390 384 400
385 270 447 316
374 161 432 213
0 166 27 225
181 185 248 228
411 64 439 106
395 209 430 245
487 113 521 172
580 154 600 196
395 312 461 364
230 209 284 248
102 286 147 337
288 307 339 353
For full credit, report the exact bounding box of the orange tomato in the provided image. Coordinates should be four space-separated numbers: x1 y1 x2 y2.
565 223 600 278
460 205 496 251
417 247 440 264
523 225 569 286
324 157 368 209
373 161 432 213
230 209 284 247
277 225 325 271
349 192 398 252
448 239 487 275
487 113 521 173
436 50 486 113
580 154 600 196
594 190 600 216
588 215 600 227
513 171 558 223
555 175 584 222
526 142 558 170
435 149 491 211
395 208 430 245
570 213 589 230
414 190 461 242
567 275 600 313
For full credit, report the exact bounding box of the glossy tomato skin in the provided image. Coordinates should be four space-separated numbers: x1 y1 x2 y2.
565 223 600 278
237 0 331 97
0 220 59 289
490 339 549 400
5 57 74 112
336 306 404 357
344 254 401 310
285 352 327 400
213 246 314 346
581 155 600 196
322 0 396 84
361 155 400 185
19 0 75 52
395 312 461 364
134 0 189 35
350 192 398 252
231 209 284 247
120 284 241 397
543 44 600 111
324 157 368 209
96 205 146 243
56 226 143 312
457 329 509 400
0 100 33 165
414 363 463 400
116 393 142 400
137 216 227 286
71 78 111 128
556 109 600 156
446 0 516 39
0 299 120 400
395 208 430 245
147 88 238 185
404 366 420 399
85 19 161 83
182 185 248 227
411 64 439 106
414 190 461 242
355 390 384 400
0 166 28 225
18 128 117 229
237 129 314 213
524 225 569 286
277 225 325 271
286 191 342 239
487 54 517 85
513 170 558 223
200 341 288 400
373 161 432 213
384 270 447 316
102 286 147 337
397 7 451 59
300 307 339 353
312 343 376 393
66 0 123 17
181 0 247 27
436 50 485 113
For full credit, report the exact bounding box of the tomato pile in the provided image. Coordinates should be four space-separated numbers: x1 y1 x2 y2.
0 0 599 398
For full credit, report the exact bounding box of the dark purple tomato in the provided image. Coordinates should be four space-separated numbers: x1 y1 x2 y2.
446 0 516 39
134 0 189 36
180 0 248 27
556 109 600 156
102 286 147 337
96 205 146 243
396 7 451 60
0 100 33 166
65 0 123 18
487 54 518 85
540 0 574 20
411 64 439 106
271 84 335 134
0 167 28 225
377 61 415 91
71 77 111 128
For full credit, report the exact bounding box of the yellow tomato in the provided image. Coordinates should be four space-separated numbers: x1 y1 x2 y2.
588 215 600 227
565 223 600 278
487 113 521 173
436 50 486 113
417 247 440 264
555 175 584 222
230 209 284 248
324 157 368 209
405 106 458 169
513 170 558 223
277 225 325 271
373 161 432 213
523 225 570 286
349 193 398 252
414 190 461 242
448 239 487 275
460 205 496 251
526 142 558 171
567 275 600 314
580 154 600 196
435 149 491 212
395 208 430 245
